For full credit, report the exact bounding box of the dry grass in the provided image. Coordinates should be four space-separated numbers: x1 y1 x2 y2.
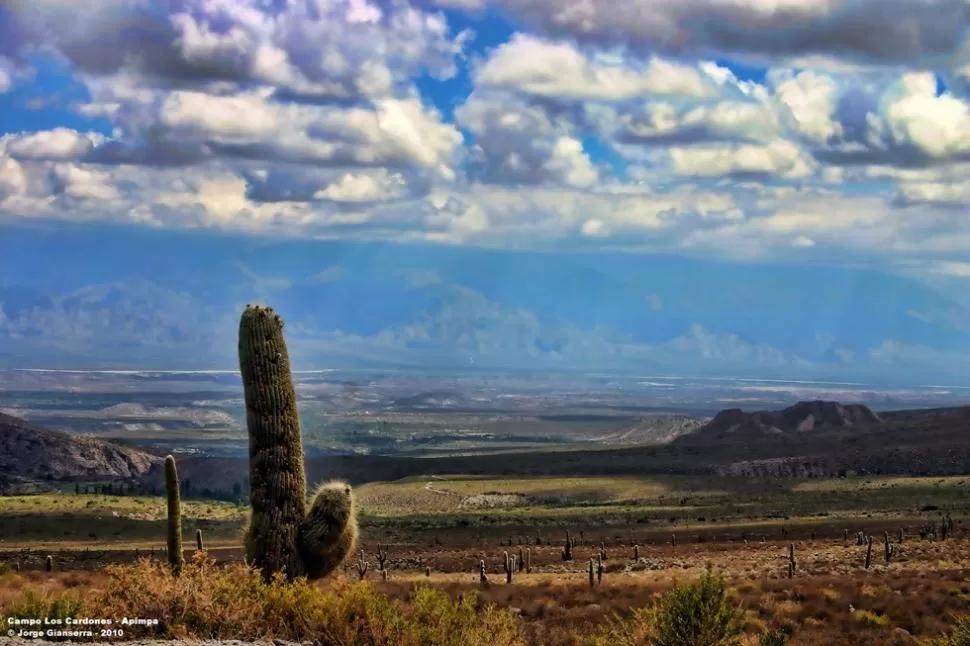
3 547 970 645
0 494 245 521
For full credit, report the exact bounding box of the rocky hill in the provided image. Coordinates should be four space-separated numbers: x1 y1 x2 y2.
0 412 162 493
681 400 882 441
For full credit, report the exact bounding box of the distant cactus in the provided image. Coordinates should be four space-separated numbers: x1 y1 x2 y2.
376 543 388 570
355 549 368 580
671 533 677 547
480 559 488 586
425 566 431 577
633 544 640 561
941 512 953 541
45 555 52 572
562 530 573 561
884 531 894 564
518 547 524 572
865 535 873 569
843 528 848 546
787 543 796 578
588 558 595 587
898 528 904 544
596 553 604 584
196 529 204 552
525 548 532 574
504 551 514 584
164 455 184 576
239 304 358 582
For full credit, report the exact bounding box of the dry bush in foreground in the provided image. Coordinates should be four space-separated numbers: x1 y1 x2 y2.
7 553 970 645
3 553 523 645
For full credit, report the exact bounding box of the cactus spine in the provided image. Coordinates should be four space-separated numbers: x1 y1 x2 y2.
164 455 184 576
239 305 358 582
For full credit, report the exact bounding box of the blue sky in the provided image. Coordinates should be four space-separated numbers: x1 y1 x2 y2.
5 0 970 378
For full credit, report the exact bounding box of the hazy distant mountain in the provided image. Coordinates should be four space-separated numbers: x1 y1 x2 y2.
2 222 970 381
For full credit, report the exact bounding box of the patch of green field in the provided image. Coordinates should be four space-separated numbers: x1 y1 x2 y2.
355 474 966 526
792 475 970 492
0 494 246 521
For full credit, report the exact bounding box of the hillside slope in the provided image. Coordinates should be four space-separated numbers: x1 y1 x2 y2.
0 412 162 492
678 400 882 442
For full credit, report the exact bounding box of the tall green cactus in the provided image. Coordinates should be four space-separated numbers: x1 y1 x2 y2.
164 455 184 576
238 304 358 582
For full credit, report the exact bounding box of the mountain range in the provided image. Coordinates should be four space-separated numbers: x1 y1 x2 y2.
2 222 970 381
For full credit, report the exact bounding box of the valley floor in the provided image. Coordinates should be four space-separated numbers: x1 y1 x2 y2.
1 474 969 644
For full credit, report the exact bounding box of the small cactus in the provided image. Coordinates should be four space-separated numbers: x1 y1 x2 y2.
196 529 204 552
588 558 595 587
479 559 488 586
671 533 676 547
525 548 532 574
164 455 184 576
787 543 796 578
518 547 524 572
898 528 904 544
355 549 368 580
376 543 388 570
504 551 514 584
425 566 431 577
596 553 604 584
865 535 873 569
633 544 639 561
884 531 894 564
45 555 53 572
562 530 573 561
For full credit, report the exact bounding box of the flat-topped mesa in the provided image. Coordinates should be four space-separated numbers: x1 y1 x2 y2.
238 304 358 582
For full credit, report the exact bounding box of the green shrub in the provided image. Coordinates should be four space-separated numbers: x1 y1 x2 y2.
650 569 744 646
931 615 970 646
759 628 788 646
